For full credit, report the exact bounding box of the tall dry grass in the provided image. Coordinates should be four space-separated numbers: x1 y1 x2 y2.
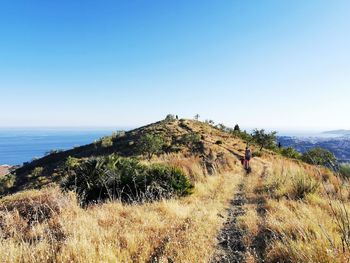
237 155 350 263
0 168 242 262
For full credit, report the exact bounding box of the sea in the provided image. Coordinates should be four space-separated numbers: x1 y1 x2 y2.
0 128 127 165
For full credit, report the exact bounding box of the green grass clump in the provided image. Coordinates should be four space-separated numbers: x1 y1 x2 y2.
291 173 320 199
61 154 193 204
0 173 16 196
339 163 350 178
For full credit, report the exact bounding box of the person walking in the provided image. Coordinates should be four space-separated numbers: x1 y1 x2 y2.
244 146 252 170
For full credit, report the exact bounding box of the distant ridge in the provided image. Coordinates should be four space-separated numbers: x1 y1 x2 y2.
323 129 350 135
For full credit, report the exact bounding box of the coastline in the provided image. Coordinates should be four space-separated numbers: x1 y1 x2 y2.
0 165 12 177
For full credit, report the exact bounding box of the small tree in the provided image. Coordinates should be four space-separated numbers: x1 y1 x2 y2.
181 132 201 152
138 133 164 160
234 124 240 132
165 114 175 122
280 147 302 159
252 129 277 151
302 147 337 167
216 123 227 131
194 114 200 120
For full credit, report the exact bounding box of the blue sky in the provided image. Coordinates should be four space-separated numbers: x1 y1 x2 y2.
0 0 349 130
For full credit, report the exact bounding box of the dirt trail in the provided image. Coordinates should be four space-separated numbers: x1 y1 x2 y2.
211 158 271 263
248 163 270 263
211 179 247 263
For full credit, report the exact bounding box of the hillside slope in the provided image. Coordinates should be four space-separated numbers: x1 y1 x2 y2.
0 119 349 262
10 119 247 192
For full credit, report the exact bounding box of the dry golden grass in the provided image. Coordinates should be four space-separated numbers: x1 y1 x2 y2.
0 168 242 263
265 199 350 263
153 153 207 183
236 154 350 263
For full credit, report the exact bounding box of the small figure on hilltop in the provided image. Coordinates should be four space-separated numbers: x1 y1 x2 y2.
244 146 252 171
176 115 178 120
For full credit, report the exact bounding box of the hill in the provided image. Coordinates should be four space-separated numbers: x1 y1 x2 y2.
0 118 349 262
9 119 246 192
323 129 350 135
278 135 350 163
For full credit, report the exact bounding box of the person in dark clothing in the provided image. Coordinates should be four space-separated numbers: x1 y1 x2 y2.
244 146 252 170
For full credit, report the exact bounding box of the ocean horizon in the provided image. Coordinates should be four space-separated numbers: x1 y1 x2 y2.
0 128 131 165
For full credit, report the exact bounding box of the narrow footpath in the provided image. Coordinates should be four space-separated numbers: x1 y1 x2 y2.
211 178 248 263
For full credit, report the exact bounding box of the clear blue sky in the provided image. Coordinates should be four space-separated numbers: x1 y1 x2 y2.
0 0 349 130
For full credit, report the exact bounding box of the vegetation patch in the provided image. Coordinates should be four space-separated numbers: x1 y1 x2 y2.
0 173 16 196
61 154 193 204
302 147 337 167
339 163 350 179
138 133 165 160
290 173 320 199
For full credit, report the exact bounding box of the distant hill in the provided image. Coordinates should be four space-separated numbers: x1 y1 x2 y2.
323 129 350 135
278 135 350 163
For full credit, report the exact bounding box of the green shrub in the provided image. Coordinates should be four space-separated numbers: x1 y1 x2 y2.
138 133 165 160
279 147 302 159
61 155 193 204
112 130 126 139
291 174 319 199
233 130 253 143
164 114 175 122
65 156 82 170
0 173 16 195
302 147 336 167
215 140 223 145
181 132 202 152
339 163 350 178
251 129 277 151
100 136 113 148
28 167 44 178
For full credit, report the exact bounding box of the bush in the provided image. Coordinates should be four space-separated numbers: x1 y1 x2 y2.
112 130 126 139
279 147 302 159
0 188 69 225
302 147 336 167
29 167 44 178
138 133 165 160
65 156 81 170
215 140 223 145
100 136 113 148
233 130 253 143
291 174 319 199
0 173 16 195
339 163 350 178
252 129 277 151
164 114 175 122
181 132 202 152
61 155 193 204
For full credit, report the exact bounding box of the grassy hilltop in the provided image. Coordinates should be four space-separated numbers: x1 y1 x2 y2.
0 118 349 262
